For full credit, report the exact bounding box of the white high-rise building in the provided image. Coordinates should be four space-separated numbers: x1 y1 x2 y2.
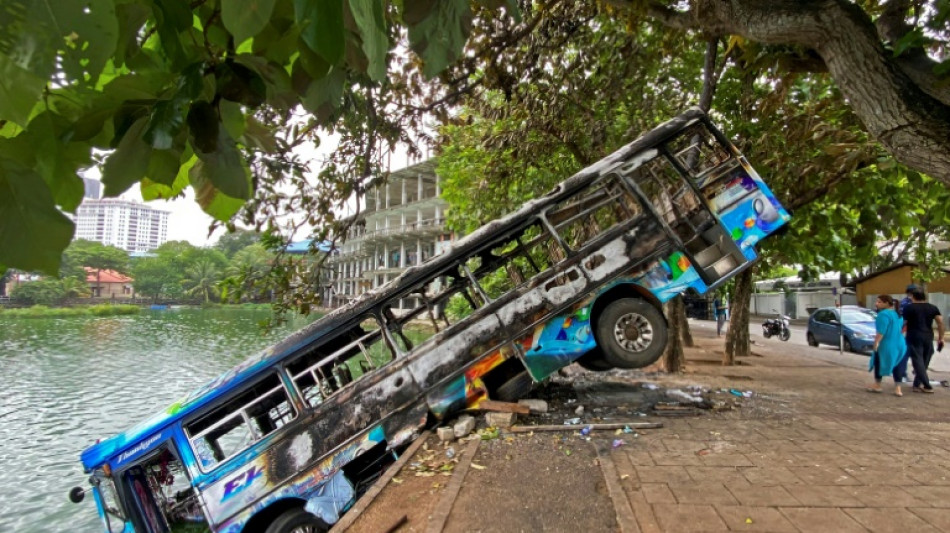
74 198 170 253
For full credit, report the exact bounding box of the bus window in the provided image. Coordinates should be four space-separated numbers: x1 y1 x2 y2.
185 373 296 470
381 306 439 354
122 446 204 533
665 122 731 177
546 176 643 253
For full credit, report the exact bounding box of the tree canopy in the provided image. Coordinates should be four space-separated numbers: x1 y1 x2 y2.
2 0 948 316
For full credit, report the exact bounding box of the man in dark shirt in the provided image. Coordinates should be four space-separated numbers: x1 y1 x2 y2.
899 284 916 317
903 289 945 392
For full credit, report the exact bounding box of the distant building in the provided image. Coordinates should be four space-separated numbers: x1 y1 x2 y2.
849 261 950 308
82 177 102 200
84 268 135 299
322 160 455 309
74 198 170 253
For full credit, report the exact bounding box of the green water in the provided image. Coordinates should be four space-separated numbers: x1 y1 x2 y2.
0 308 313 533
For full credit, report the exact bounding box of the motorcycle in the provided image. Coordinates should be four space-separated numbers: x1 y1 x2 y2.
762 311 791 341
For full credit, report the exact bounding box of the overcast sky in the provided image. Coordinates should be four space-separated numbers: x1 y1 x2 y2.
87 136 424 248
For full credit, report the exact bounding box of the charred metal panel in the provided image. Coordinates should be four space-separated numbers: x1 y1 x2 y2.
406 313 506 390
198 365 425 527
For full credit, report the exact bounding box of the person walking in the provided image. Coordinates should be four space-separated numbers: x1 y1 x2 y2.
868 295 907 396
899 284 916 317
903 288 945 393
714 295 728 337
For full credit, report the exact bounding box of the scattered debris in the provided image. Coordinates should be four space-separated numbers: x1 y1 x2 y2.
437 427 455 442
574 405 585 415
453 415 476 438
611 439 624 449
485 411 517 428
510 422 662 433
478 400 530 415
478 427 500 441
517 399 549 413
563 417 582 425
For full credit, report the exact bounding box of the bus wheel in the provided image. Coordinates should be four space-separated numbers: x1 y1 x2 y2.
596 298 667 369
495 371 534 402
576 350 614 371
265 508 328 533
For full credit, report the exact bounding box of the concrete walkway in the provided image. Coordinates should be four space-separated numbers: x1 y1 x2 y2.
611 322 950 532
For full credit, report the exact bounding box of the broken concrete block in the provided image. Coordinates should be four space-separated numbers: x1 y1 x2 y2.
437 426 456 442
517 399 549 413
486 412 517 428
453 414 475 438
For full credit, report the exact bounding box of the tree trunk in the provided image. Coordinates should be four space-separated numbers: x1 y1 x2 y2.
633 0 950 186
724 267 754 364
664 298 686 372
676 294 694 347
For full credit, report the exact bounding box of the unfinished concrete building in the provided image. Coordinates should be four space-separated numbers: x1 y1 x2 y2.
322 160 455 309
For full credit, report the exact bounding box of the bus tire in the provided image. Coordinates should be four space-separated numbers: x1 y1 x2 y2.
265 508 328 533
495 371 535 402
576 350 614 371
595 298 667 369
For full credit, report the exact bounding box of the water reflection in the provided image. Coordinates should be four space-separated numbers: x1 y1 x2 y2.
0 308 310 532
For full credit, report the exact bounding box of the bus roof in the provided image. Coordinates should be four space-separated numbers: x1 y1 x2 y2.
79 108 707 472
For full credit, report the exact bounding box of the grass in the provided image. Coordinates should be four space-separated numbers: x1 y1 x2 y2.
0 304 141 318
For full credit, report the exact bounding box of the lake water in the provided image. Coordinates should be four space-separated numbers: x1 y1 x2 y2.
0 308 313 533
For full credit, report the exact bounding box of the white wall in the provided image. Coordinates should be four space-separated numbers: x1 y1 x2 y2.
796 292 838 319
751 293 785 317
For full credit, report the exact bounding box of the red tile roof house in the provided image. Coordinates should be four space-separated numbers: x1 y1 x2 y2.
84 268 135 299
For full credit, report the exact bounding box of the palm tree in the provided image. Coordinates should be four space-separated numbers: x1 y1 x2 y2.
182 260 222 303
60 276 91 299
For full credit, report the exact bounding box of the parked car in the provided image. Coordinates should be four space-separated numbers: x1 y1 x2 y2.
806 305 877 353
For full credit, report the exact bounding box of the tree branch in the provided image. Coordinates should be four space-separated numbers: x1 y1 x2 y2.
608 0 950 185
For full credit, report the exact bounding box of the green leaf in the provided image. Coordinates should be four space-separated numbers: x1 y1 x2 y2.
146 148 183 186
142 154 194 200
216 61 267 107
219 101 246 140
194 128 252 200
189 160 247 221
302 66 346 121
114 1 150 67
187 101 219 153
348 0 388 81
0 155 75 274
144 99 187 149
0 52 45 126
25 112 89 212
407 0 472 79
223 0 277 45
102 117 152 197
295 0 345 65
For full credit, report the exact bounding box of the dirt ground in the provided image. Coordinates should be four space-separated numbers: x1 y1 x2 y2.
341 320 950 533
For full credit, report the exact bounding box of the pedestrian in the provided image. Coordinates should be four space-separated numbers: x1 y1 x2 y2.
891 298 910 383
903 288 945 393
868 295 907 396
899 284 916 317
714 295 728 337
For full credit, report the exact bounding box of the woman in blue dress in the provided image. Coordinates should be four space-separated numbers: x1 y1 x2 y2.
868 294 907 396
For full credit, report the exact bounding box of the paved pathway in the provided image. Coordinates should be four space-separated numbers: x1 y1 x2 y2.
608 323 950 532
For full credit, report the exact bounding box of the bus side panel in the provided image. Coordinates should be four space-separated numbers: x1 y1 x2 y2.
199 367 424 528
214 402 429 533
703 161 790 252
492 217 705 380
425 350 507 419
406 314 506 391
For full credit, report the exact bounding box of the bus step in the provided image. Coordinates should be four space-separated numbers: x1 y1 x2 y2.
693 243 725 268
704 255 739 278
